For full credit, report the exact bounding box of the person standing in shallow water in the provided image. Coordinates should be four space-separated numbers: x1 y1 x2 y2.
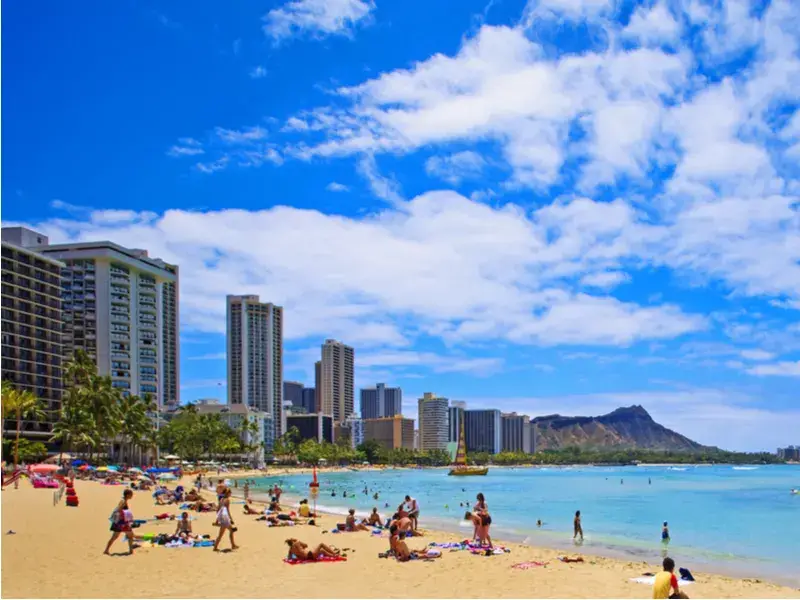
573 510 584 541
662 521 670 543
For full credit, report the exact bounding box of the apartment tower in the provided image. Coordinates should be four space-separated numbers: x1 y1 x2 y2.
319 339 354 424
226 295 283 437
1 229 64 441
448 401 466 443
501 412 532 453
360 382 402 420
24 231 179 407
417 392 449 450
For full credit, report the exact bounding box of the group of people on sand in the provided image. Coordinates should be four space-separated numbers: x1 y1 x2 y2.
464 492 493 548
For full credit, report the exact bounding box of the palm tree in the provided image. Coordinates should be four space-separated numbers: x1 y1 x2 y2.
81 375 123 461
50 388 95 463
1 382 47 471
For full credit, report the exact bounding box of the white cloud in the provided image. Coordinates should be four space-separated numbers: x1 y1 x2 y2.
522 0 612 23
326 181 350 192
195 156 230 174
580 271 630 289
358 350 503 375
747 361 800 377
264 0 375 41
739 349 776 361
167 138 204 157
425 151 486 185
24 191 708 349
215 126 268 144
623 1 681 46
249 66 268 79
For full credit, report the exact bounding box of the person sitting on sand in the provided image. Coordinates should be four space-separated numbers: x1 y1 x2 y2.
346 509 370 532
391 530 440 562
185 489 202 502
365 507 382 527
174 512 197 541
653 557 689 599
285 538 340 561
298 499 315 518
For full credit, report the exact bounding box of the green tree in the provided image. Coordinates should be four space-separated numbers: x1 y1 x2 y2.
1 382 47 471
356 439 382 463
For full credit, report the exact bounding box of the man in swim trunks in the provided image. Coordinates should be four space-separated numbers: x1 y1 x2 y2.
573 510 583 541
285 538 340 561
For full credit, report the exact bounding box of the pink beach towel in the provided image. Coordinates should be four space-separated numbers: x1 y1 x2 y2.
283 555 347 565
512 561 548 570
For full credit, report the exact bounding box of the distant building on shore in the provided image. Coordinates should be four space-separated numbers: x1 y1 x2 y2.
501 412 532 453
464 409 501 454
319 339 354 425
302 386 316 414
448 401 466 443
11 227 181 409
286 413 333 444
363 415 414 450
418 392 449 450
777 446 800 460
226 295 283 438
334 415 364 449
195 402 273 463
284 380 304 412
359 383 402 420
1 231 65 443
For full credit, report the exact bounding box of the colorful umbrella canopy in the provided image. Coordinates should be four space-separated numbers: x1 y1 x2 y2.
96 466 109 472
158 473 178 480
29 464 59 473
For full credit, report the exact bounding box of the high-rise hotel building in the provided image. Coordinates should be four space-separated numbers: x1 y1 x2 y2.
360 382 402 420
1 228 64 441
319 339 354 424
418 392 450 450
4 228 180 408
227 295 283 436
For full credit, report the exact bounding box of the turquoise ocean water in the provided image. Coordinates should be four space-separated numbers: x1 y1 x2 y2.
250 465 800 586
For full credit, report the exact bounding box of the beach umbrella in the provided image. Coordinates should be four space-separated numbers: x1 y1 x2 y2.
96 466 109 472
158 473 178 481
29 464 59 473
163 454 180 460
106 466 119 471
45 453 72 464
128 467 143 473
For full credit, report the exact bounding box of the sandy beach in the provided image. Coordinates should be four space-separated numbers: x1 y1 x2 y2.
2 477 799 599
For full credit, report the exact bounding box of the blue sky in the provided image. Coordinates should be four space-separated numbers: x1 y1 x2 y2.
3 0 799 451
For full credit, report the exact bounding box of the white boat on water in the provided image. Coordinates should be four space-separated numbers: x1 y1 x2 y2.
667 467 687 471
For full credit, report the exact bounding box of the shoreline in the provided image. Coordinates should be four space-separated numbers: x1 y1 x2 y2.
3 478 798 599
229 468 800 589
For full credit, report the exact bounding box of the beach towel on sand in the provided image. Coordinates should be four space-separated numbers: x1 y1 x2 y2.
630 577 695 586
283 555 347 565
512 561 547 570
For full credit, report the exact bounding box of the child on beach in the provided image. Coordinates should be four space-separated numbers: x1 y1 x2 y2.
105 489 135 556
653 557 689 599
573 510 583 541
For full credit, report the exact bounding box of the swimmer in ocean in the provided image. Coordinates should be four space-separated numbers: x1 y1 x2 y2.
537 519 542 527
661 521 670 543
373 492 379 500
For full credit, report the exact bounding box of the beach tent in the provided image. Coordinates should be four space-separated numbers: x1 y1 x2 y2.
29 464 59 474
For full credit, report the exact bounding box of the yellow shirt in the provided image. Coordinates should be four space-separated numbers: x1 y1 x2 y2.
299 504 310 517
653 571 677 599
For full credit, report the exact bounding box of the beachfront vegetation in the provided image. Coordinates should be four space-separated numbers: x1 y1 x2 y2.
1 380 47 470
466 447 784 465
1 438 48 464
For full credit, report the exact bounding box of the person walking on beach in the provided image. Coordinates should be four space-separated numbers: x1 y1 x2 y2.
653 557 689 599
104 489 135 556
213 489 239 552
573 510 583 541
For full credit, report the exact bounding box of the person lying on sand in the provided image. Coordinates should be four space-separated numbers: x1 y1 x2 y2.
189 501 215 512
285 538 340 561
185 489 203 502
243 503 262 515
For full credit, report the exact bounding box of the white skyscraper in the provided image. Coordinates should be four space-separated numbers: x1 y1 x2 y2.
418 392 450 450
320 339 354 424
31 235 179 407
226 295 283 436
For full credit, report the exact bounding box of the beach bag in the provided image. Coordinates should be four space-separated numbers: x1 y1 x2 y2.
679 567 695 581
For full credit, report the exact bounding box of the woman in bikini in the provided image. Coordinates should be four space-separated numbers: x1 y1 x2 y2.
213 489 239 552
473 493 493 548
104 489 135 555
285 538 340 561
